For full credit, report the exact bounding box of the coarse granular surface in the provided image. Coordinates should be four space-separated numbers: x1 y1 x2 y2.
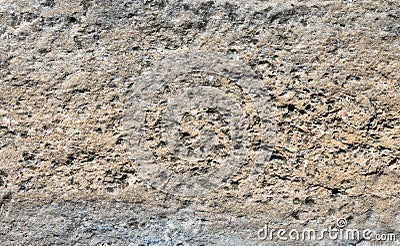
0 0 399 245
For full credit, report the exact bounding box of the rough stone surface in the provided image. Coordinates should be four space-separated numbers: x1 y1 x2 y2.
0 0 399 244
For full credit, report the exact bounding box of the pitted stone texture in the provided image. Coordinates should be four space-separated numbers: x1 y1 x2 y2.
0 0 399 244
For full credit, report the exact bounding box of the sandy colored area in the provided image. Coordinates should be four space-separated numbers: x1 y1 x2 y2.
0 0 399 244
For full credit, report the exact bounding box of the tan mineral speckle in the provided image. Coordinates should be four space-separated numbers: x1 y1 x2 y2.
0 0 400 244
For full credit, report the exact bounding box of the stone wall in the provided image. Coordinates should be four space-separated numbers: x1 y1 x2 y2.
0 0 399 244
